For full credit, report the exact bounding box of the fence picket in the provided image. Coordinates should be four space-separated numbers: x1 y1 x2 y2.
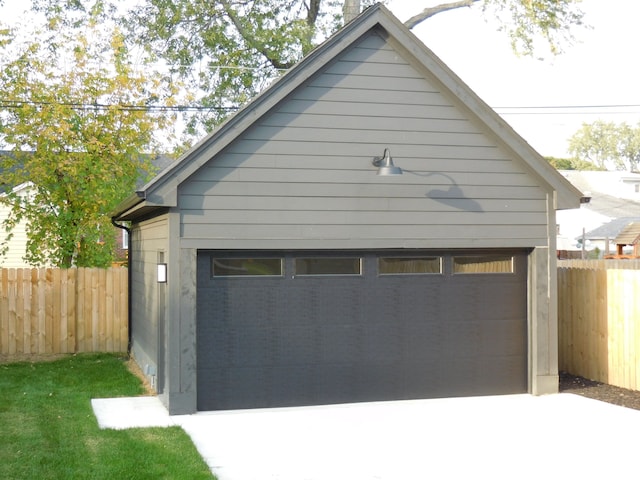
0 267 128 356
76 268 86 352
66 268 76 353
7 268 17 355
30 269 38 353
21 269 31 354
52 268 61 354
15 269 24 354
118 269 128 351
99 268 107 351
636 281 640 389
106 268 114 352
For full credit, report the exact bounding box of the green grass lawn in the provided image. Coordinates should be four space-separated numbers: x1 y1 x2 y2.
0 353 214 480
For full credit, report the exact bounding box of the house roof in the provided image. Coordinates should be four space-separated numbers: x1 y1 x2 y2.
588 194 640 219
615 222 640 245
582 216 640 241
559 170 640 243
113 4 582 221
0 181 34 197
560 170 640 219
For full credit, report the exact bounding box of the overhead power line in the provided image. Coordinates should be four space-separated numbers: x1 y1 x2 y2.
494 104 640 109
0 100 238 112
494 104 640 116
497 110 640 116
1 99 640 115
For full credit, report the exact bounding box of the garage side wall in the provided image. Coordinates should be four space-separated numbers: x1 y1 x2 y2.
178 30 551 251
130 214 169 393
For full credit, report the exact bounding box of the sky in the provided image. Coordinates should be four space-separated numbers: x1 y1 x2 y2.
2 0 638 158
386 0 640 158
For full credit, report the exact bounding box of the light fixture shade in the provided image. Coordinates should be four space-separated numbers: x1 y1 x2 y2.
373 148 402 176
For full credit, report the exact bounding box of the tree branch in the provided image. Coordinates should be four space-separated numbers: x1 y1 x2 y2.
404 0 481 29
220 0 294 70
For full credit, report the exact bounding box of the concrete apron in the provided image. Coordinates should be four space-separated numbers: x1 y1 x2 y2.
92 393 640 480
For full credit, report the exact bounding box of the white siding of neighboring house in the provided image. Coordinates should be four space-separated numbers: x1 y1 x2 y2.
0 182 36 268
556 206 610 251
565 171 640 201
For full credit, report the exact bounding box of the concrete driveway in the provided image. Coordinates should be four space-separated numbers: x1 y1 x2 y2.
92 393 640 479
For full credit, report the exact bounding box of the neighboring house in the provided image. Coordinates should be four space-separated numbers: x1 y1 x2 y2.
112 5 582 415
112 228 129 265
557 171 640 256
579 217 640 254
0 182 47 268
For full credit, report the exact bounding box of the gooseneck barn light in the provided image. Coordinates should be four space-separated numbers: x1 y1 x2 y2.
372 148 403 176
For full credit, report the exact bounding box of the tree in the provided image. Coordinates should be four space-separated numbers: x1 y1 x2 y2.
545 156 602 171
26 0 586 142
568 121 640 172
0 17 180 267
405 0 584 56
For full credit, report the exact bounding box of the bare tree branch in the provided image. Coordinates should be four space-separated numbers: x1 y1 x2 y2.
404 0 481 29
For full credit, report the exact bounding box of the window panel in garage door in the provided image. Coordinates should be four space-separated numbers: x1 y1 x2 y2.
378 256 442 274
212 257 283 276
452 255 514 273
294 257 362 275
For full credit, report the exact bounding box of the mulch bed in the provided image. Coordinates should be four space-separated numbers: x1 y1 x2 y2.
559 371 640 411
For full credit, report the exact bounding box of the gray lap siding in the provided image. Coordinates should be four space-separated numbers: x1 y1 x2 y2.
177 32 550 250
129 215 169 389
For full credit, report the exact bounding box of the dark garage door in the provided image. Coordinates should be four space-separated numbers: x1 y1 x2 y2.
196 250 528 411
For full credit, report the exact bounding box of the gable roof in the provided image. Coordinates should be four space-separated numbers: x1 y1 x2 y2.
113 3 582 221
615 222 640 245
560 170 640 219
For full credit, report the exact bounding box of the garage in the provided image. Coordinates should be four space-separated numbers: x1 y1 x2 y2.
196 250 528 410
112 5 583 415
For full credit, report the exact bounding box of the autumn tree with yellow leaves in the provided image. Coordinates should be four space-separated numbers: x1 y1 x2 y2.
0 17 181 267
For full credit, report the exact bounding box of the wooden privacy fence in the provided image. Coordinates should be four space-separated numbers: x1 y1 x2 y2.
0 267 128 355
558 260 640 391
